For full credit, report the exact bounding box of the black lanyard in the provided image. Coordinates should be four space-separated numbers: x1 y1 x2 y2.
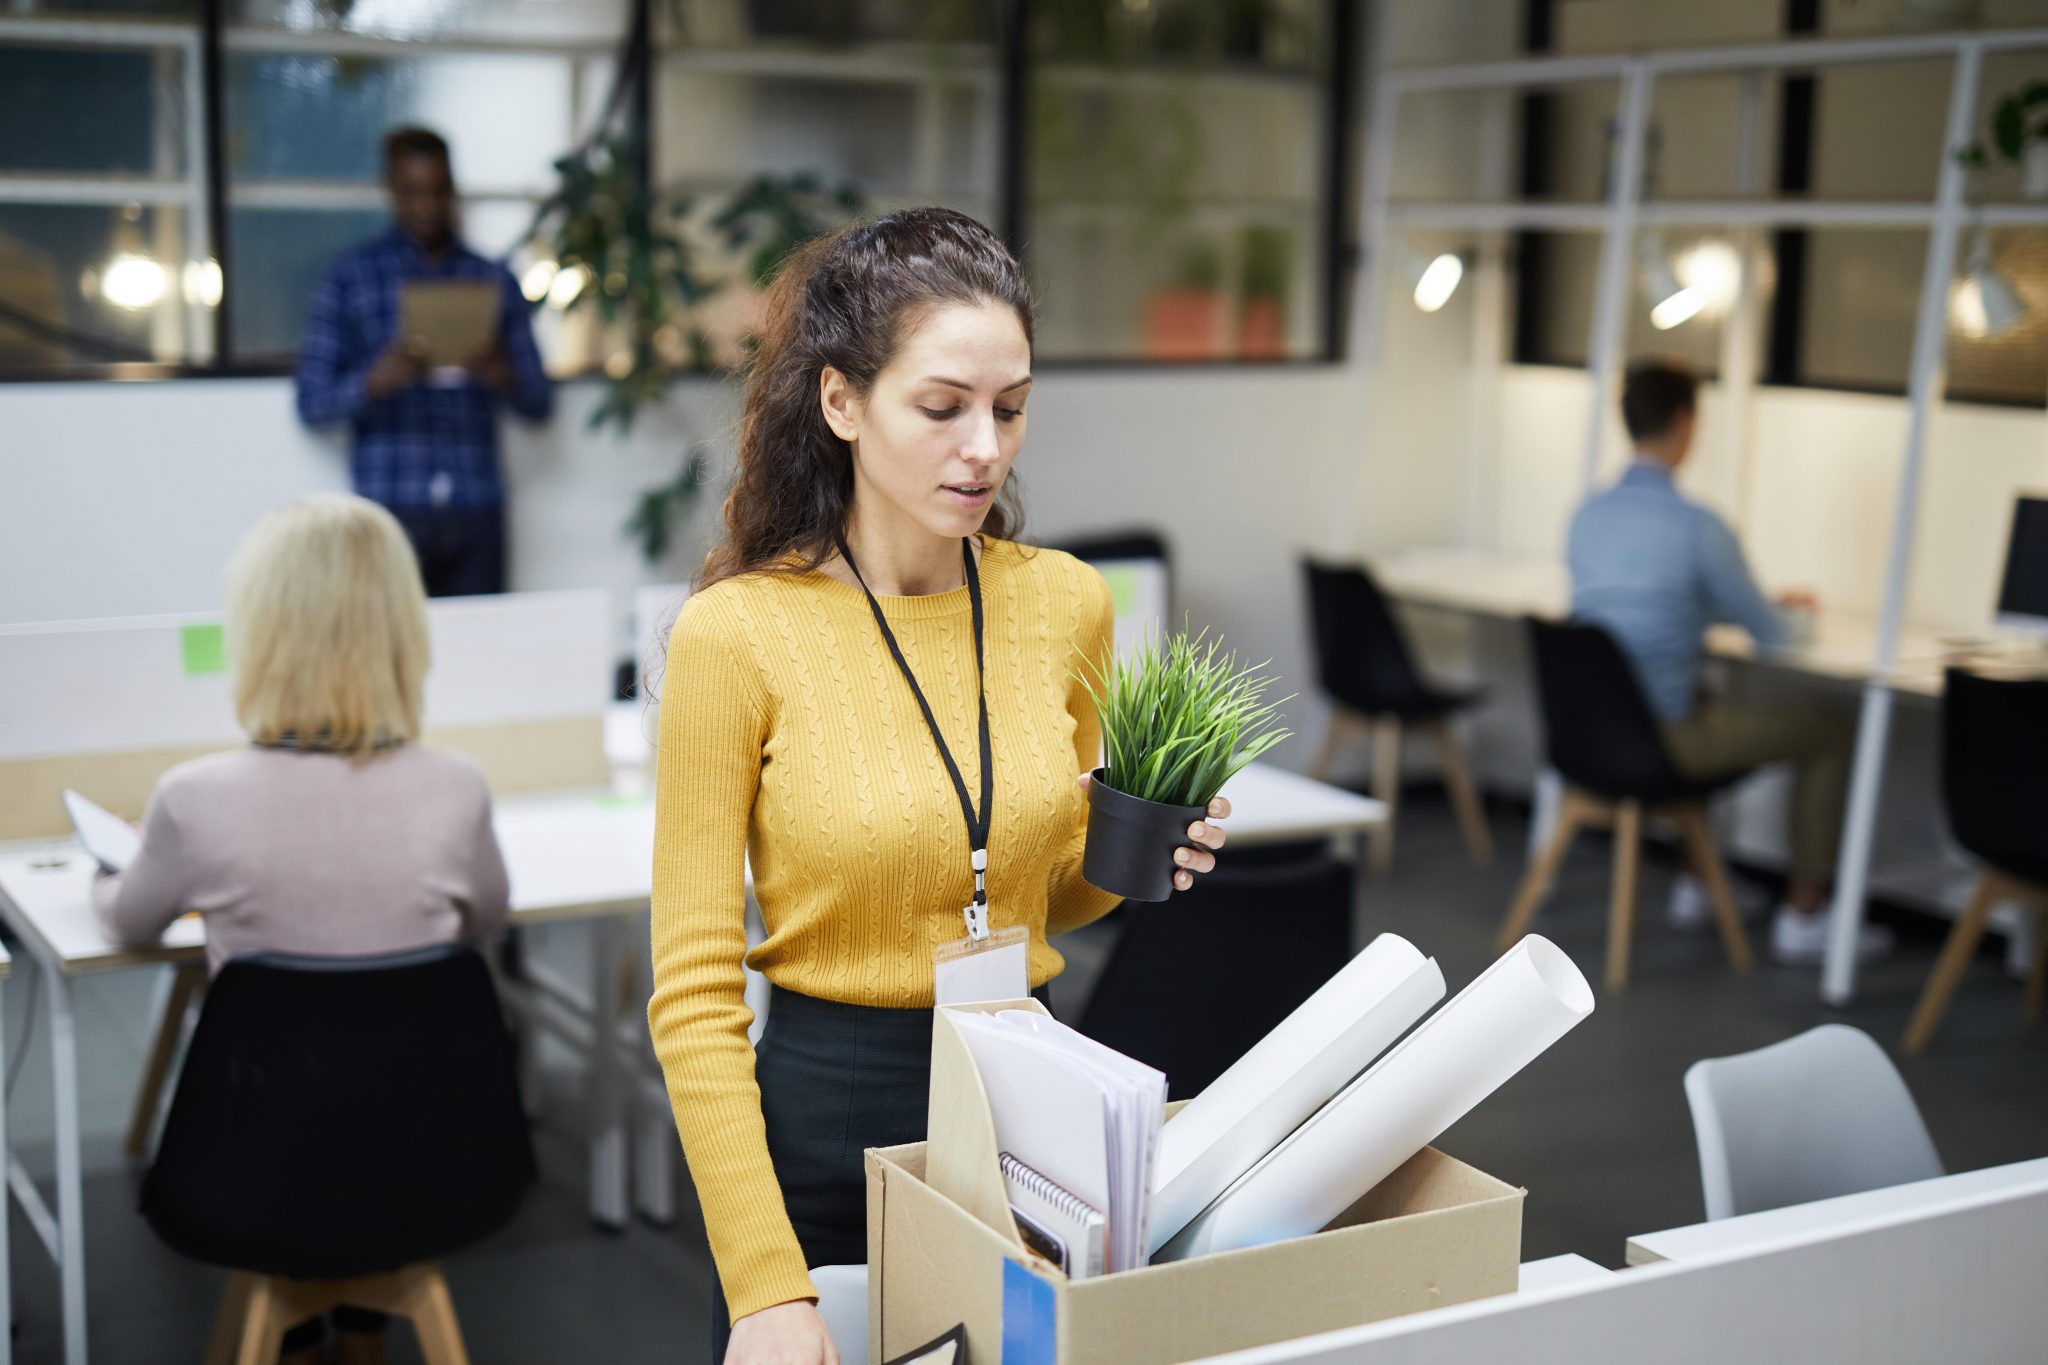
834 533 995 923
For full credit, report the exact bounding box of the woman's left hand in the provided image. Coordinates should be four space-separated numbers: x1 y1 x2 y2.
1172 795 1230 893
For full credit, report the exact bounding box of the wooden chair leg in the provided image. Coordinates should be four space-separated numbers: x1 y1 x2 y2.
1605 801 1642 992
2025 897 2048 1029
1370 717 1402 879
231 1275 289 1365
1426 720 1495 868
407 1267 472 1365
1309 710 1354 782
204 1271 258 1365
1676 806 1754 974
126 961 204 1158
1904 873 2002 1056
1497 792 1585 951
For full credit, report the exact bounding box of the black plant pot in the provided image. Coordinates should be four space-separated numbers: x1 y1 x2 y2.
1082 768 1207 903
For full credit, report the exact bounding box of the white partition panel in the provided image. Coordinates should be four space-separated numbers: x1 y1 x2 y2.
0 589 611 762
1207 1172 2048 1365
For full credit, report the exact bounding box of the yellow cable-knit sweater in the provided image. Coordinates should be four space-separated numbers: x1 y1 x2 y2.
648 537 1122 1321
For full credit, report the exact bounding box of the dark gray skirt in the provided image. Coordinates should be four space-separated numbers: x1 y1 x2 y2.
710 983 1048 1358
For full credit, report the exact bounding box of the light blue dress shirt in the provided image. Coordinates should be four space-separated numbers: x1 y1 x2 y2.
1566 458 1787 723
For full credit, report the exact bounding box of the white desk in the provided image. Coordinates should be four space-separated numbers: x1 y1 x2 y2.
1624 1156 2048 1267
1516 1252 1613 1291
1373 545 1983 1000
0 789 662 1365
1372 546 1959 693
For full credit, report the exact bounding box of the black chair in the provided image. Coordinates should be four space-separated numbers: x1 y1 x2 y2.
1078 848 1351 1100
1301 559 1494 876
1496 617 1755 991
142 943 534 1364
1904 668 2048 1054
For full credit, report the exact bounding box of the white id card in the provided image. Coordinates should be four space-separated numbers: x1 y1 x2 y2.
934 923 1029 1006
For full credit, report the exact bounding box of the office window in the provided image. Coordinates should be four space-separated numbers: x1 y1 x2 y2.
219 0 617 366
1507 18 2048 407
1024 0 1344 362
0 0 1357 379
651 3 1002 367
0 14 210 371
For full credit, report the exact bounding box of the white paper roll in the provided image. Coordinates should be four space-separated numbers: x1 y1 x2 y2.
1146 933 1445 1256
1156 934 1594 1261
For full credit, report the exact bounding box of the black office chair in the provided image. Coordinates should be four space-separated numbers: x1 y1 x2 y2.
141 943 534 1364
1904 668 2048 1054
1301 559 1494 876
1496 618 1755 991
1078 848 1351 1100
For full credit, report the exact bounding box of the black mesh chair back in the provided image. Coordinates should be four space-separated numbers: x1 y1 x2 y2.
140 943 535 1280
1943 667 2048 887
1302 560 1438 715
1529 616 1711 803
1078 849 1351 1100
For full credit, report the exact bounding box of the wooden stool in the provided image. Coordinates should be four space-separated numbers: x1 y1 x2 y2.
1497 788 1754 992
1903 868 2048 1056
205 1263 469 1365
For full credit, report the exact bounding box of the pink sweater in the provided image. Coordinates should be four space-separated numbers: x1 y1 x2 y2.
93 744 510 975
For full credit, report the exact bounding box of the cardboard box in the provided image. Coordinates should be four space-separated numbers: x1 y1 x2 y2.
866 1000 1525 1365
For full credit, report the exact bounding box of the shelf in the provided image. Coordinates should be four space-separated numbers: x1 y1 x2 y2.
0 13 194 48
1032 197 1319 229
660 42 995 87
1035 60 1322 99
0 175 196 208
221 23 619 58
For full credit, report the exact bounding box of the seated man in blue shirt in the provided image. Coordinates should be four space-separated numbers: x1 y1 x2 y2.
294 126 553 596
1567 359 1888 965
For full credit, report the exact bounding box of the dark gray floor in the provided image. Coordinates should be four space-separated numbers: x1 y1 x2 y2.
9 794 2046 1363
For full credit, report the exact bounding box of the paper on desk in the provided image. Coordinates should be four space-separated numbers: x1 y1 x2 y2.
1147 932 1445 1256
1156 934 1593 1261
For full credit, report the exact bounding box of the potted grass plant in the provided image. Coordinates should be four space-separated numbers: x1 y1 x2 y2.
1077 629 1291 901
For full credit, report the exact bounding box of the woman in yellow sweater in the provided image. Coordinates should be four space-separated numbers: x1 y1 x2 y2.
648 207 1230 1365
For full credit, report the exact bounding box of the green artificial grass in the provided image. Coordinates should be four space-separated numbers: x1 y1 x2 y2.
1077 627 1292 807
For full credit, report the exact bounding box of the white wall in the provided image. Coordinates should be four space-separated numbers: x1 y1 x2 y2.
0 364 1364 770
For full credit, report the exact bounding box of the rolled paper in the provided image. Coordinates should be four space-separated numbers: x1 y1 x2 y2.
1147 933 1446 1256
1157 934 1594 1261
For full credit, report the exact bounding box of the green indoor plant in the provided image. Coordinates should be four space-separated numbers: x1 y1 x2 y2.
1076 628 1291 901
1957 79 2048 198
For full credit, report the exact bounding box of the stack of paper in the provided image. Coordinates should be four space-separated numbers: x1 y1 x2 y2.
1146 933 1445 1256
948 1009 1168 1273
1157 934 1594 1261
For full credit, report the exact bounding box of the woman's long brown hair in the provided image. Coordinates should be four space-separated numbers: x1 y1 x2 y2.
697 206 1034 591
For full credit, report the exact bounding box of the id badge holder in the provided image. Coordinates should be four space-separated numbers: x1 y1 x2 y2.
933 849 1029 1006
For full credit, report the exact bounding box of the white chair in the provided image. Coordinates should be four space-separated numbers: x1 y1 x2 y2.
811 1263 869 1365
1684 1023 1942 1221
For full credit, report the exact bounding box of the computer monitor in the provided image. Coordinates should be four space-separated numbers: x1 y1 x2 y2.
1994 495 2048 639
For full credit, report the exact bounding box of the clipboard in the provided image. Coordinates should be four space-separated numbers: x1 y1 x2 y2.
399 279 500 369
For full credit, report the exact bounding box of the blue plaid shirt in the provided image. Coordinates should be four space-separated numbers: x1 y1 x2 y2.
294 226 553 509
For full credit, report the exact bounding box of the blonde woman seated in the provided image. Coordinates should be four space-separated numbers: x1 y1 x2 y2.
94 492 510 1365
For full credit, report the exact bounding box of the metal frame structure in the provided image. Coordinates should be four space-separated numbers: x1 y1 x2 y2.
1351 20 2048 1004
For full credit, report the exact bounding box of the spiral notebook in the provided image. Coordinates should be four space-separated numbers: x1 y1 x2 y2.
1001 1151 1107 1280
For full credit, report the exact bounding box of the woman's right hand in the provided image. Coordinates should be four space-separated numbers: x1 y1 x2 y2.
725 1300 839 1365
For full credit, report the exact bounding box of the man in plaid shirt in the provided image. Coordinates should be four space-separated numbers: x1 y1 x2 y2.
294 126 553 596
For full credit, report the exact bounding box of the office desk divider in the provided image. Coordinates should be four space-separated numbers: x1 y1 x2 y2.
867 1001 1522 1365
0 591 612 837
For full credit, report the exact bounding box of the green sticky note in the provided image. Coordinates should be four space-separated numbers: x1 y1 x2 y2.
1100 565 1139 618
180 623 227 676
596 793 650 809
